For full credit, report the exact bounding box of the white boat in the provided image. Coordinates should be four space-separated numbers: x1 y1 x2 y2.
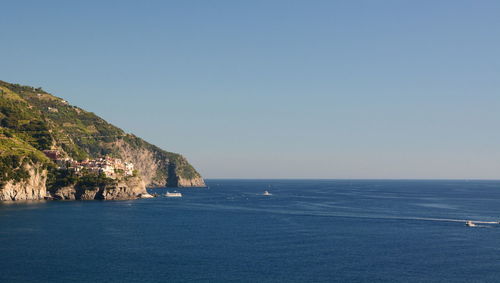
140 193 155 199
263 190 272 196
165 191 182 198
465 221 476 227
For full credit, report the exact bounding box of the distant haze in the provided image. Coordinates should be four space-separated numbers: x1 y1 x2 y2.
1 0 500 179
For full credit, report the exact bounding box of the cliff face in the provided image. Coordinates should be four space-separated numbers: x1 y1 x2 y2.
0 163 47 201
113 139 206 187
50 175 147 200
112 139 165 187
102 176 147 200
177 176 206 187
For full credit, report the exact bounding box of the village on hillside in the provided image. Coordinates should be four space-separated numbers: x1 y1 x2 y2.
42 150 135 179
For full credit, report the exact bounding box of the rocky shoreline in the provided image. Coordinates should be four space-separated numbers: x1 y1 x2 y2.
49 175 149 201
0 163 48 201
0 163 155 201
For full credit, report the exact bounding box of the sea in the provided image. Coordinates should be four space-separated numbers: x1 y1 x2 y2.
1 180 500 282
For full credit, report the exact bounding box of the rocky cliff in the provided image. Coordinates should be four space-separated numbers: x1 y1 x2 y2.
177 176 206 187
50 175 147 200
0 156 148 201
112 139 206 187
0 162 47 201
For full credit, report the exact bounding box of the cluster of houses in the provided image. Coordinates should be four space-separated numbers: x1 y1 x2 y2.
43 150 135 178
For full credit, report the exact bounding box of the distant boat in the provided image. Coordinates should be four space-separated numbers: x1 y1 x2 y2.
465 221 476 227
139 193 154 199
165 191 182 198
263 191 272 196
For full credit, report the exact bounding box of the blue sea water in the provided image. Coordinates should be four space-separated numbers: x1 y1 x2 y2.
1 180 500 282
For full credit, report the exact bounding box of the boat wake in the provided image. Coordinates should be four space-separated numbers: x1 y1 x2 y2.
182 203 499 226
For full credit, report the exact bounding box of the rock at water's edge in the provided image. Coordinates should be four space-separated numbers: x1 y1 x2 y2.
0 163 47 201
177 176 206 187
101 176 147 200
50 175 147 201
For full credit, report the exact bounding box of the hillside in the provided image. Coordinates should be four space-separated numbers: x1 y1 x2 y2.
0 80 205 196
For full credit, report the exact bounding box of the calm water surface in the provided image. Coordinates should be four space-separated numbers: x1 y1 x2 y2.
1 180 500 282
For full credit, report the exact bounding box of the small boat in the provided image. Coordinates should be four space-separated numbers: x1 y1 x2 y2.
139 193 155 199
465 221 476 227
165 191 182 198
263 190 272 196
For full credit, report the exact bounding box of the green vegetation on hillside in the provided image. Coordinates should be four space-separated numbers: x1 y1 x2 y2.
0 88 53 151
0 129 50 186
47 169 117 190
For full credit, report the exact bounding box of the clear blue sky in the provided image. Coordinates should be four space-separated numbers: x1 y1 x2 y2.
1 0 500 179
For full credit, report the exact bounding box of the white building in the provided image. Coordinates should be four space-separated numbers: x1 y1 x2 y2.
124 162 134 176
100 164 115 178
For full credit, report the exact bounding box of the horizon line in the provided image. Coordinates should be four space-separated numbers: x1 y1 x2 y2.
203 178 500 181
